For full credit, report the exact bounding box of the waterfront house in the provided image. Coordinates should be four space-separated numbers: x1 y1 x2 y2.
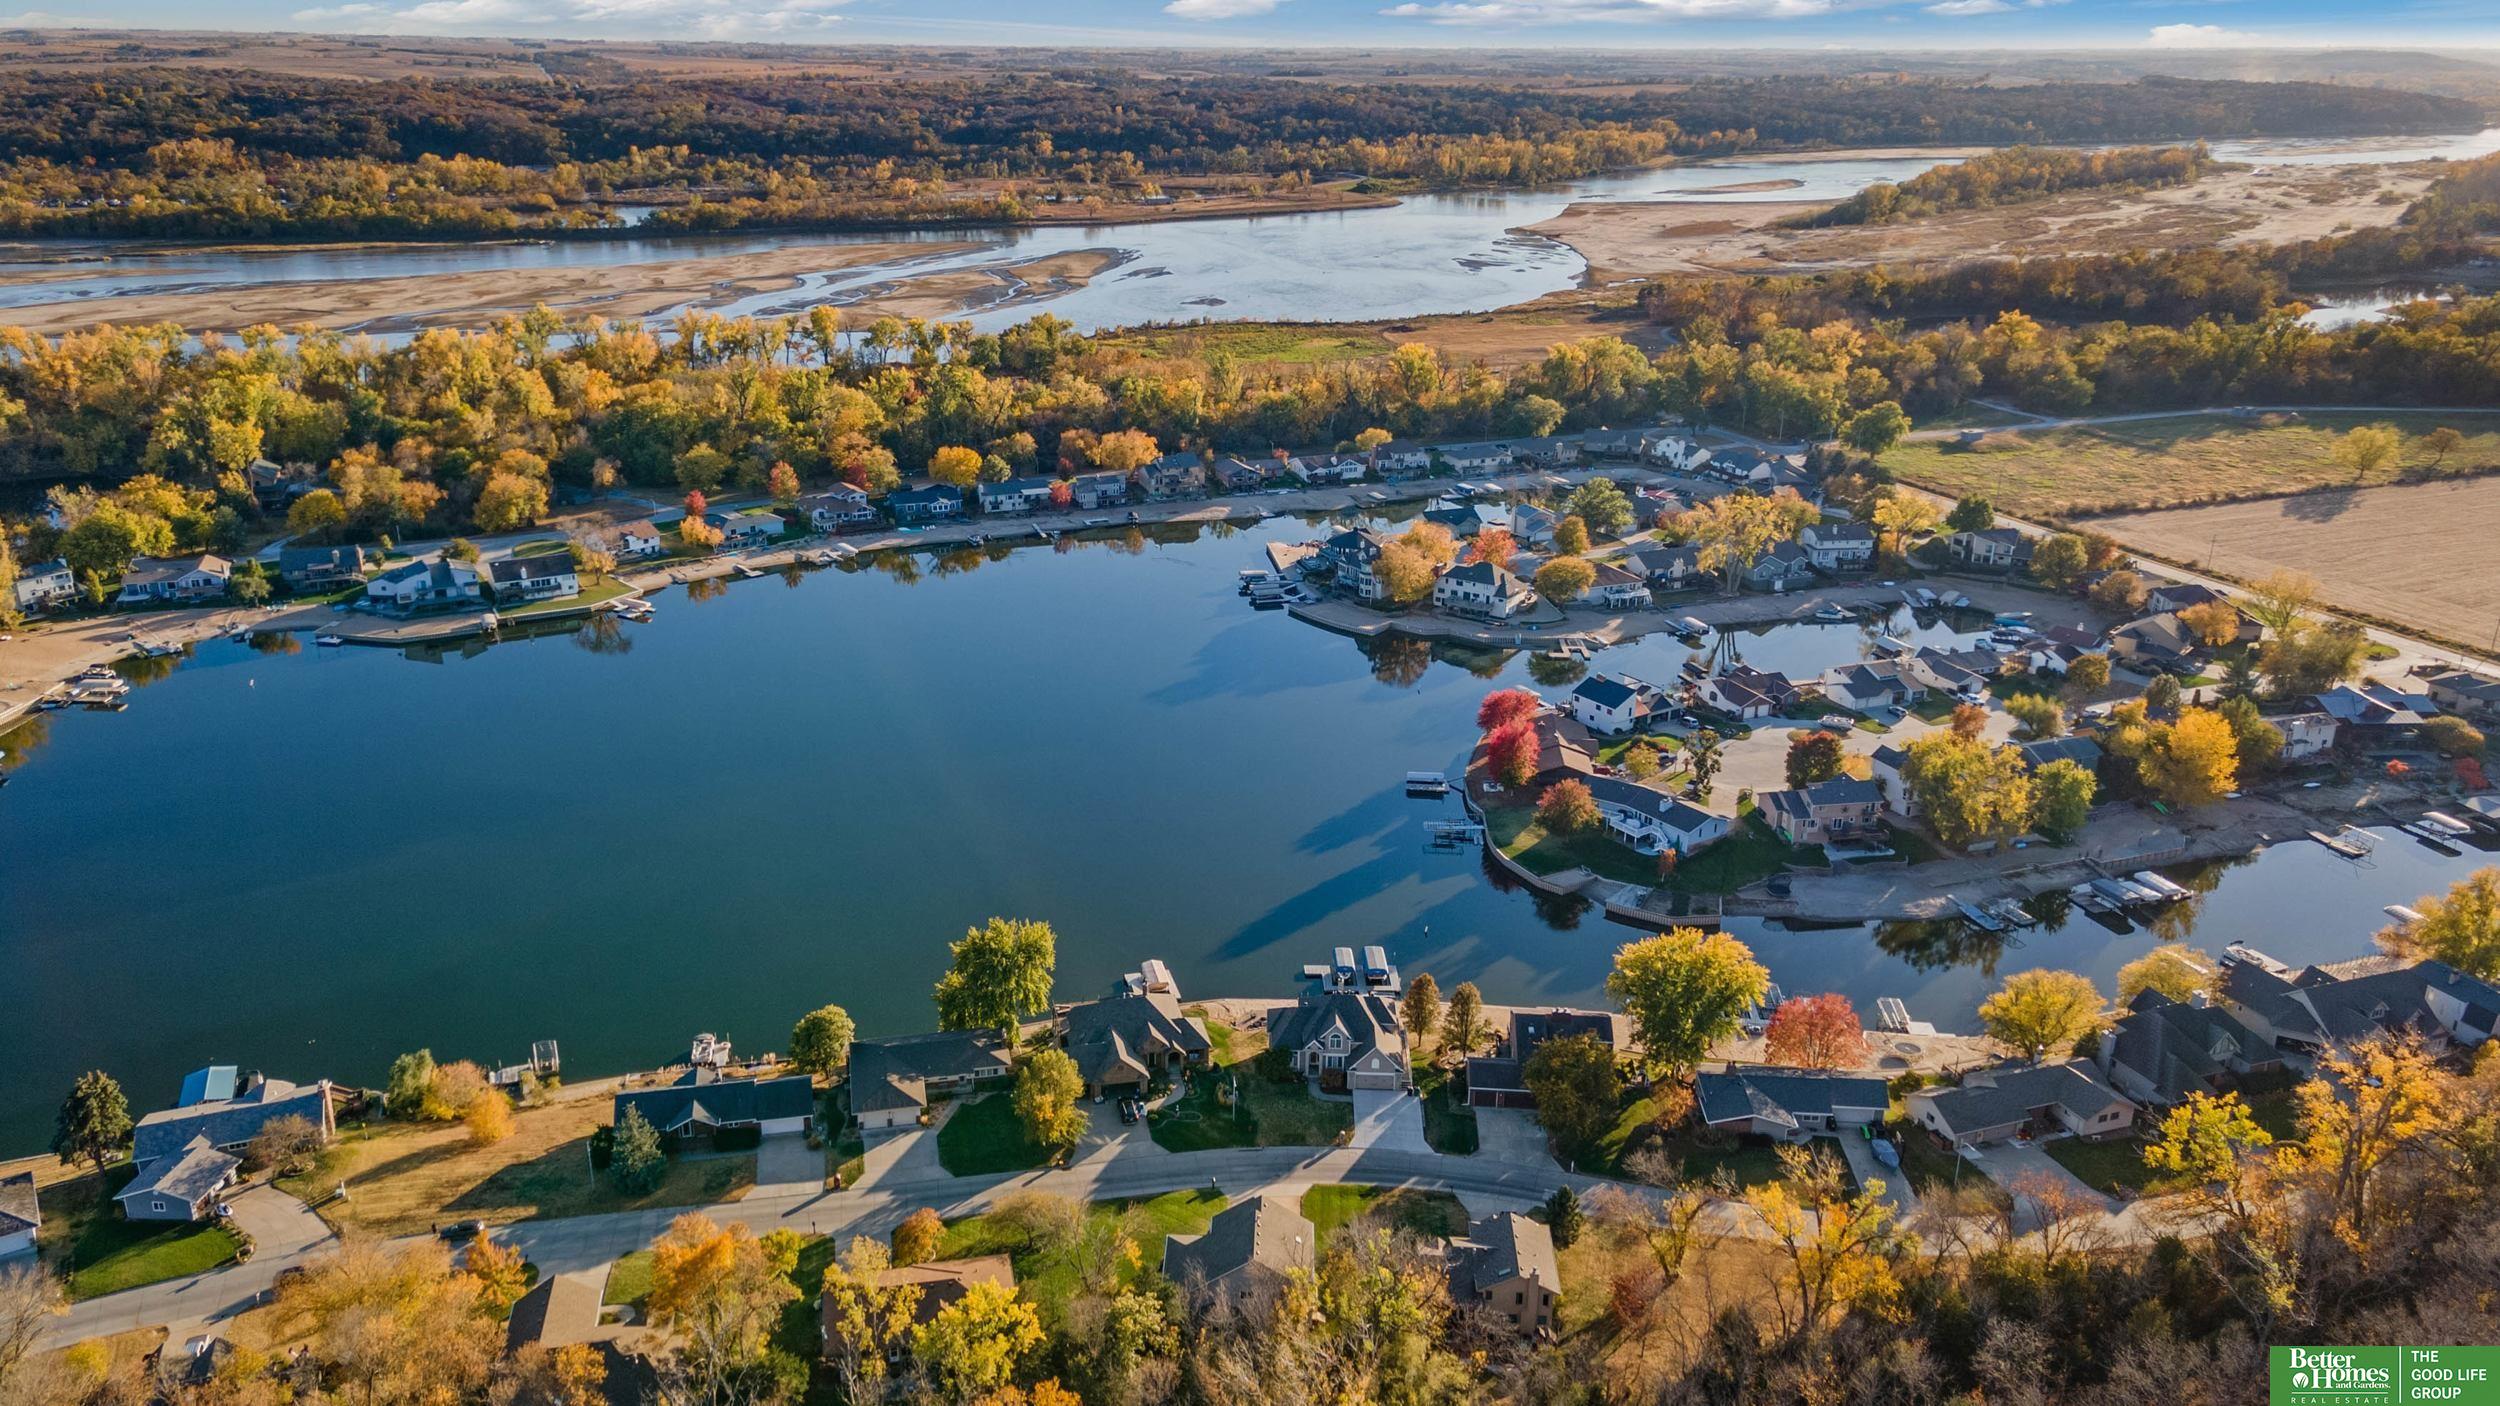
0 1173 38 1259
2423 667 2500 722
1133 452 1208 501
1288 454 1362 484
1626 544 1707 593
1798 520 1877 571
488 552 582 604
2097 990 2279 1109
1901 645 1999 697
847 1031 1014 1132
1464 1008 1620 1109
1267 987 1408 1092
278 545 368 590
1907 1061 2136 1148
978 476 1058 516
1437 441 1516 475
1566 673 1663 736
117 554 231 604
1583 775 1729 856
1694 1068 1890 1141
1514 714 1595 782
1945 528 2034 571
1070 472 1133 510
803 487 878 534
12 557 76 615
1758 776 1884 847
1366 440 1438 478
887 484 964 524
1163 1193 1313 1302
1447 1213 1559 1338
365 555 482 611
2270 709 2341 760
1321 527 1390 603
820 1256 1014 1362
1869 743 1917 818
1212 457 1268 493
1423 502 1507 539
1433 560 1538 621
2219 952 2499 1056
1579 561 1653 610
1056 989 1212 1094
2312 681 2438 743
1697 663 1804 720
123 1068 334 1223
713 509 784 547
1509 435 1583 467
1742 541 1814 591
613 521 667 558
612 1068 815 1145
1823 659 1922 713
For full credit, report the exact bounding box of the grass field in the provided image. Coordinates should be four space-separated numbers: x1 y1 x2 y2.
934 1094 1062 1176
1298 1184 1468 1247
1885 412 2500 519
2088 475 2500 650
1415 1064 1480 1155
1583 1091 1783 1186
934 1189 1226 1312
275 1103 755 1236
40 1165 244 1301
1147 1060 1352 1153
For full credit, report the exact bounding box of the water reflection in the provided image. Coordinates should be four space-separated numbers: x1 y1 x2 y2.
573 614 635 656
1874 917 2013 977
1363 636 1435 689
1525 653 1588 687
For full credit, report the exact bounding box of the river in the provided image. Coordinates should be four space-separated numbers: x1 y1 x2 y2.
1 517 2488 1151
4 129 2495 338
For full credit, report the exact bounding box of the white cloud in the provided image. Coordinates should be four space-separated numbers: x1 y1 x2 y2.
2147 21 2259 43
0 9 131 23
1924 0 2009 14
348 0 843 34
1163 0 1283 16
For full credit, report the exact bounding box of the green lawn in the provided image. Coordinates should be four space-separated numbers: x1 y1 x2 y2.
935 1094 1062 1176
1147 1064 1352 1153
1583 1091 1783 1187
1888 1128 1971 1198
502 579 636 618
1485 802 1663 886
934 1189 1227 1313
2043 1135 2185 1198
1299 1184 1468 1247
603 1250 655 1307
1415 1065 1479 1156
41 1165 244 1301
1665 815 1822 895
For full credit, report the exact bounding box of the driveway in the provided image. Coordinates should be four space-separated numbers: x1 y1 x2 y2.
755 1134 823 1197
226 1183 333 1260
1470 1106 1559 1169
1966 1139 2114 1230
1348 1088 1430 1154
1835 1131 1921 1220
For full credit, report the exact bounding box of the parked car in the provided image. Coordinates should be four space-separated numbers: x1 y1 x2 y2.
437 1219 488 1244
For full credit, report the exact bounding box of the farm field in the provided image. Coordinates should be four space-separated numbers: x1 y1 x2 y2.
1885 412 2500 519
2090 475 2500 650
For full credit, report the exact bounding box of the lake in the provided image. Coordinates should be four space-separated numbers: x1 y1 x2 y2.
5 129 2494 338
1 517 2488 1152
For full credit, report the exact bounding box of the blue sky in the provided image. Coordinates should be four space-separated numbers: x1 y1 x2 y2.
19 0 2500 52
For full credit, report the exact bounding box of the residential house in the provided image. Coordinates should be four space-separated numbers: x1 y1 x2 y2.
1798 520 1877 572
1288 454 1361 484
1742 541 1814 591
1868 743 1918 818
1267 987 1408 1091
506 1274 603 1356
1626 544 1707 594
2096 990 2280 1109
1694 1068 1890 1141
1366 440 1437 479
487 553 582 604
1579 561 1653 611
1516 714 1595 782
978 476 1059 516
1823 659 1923 713
1901 645 2000 698
1509 435 1582 467
1434 560 1539 621
2146 582 2230 616
277 545 369 590
123 1068 334 1223
1945 528 2034 571
1583 775 1730 856
613 520 667 558
246 457 316 509
2313 682 2440 744
1906 1061 2136 1148
1567 673 1663 736
2271 710 2341 760
1447 1213 1560 1338
713 509 784 547
820 1257 1015 1362
1635 486 1688 530
1422 502 1505 539
847 1031 1014 1132
1056 990 1212 1094
2423 668 2500 722
1758 776 1884 847
1436 441 1515 475
802 487 878 534
1162 1193 1314 1300
1507 505 1561 550
1212 457 1268 494
116 554 231 604
1581 428 1648 460
887 485 964 524
612 1069 815 1145
1321 527 1390 604
0 1173 37 1259
1070 472 1132 510
2012 736 2103 775
1697 663 1804 720
2107 613 2203 673
1464 1008 1620 1109
12 557 76 615
1643 434 1714 475
365 555 482 611
2218 952 2500 1056
1133 452 1208 500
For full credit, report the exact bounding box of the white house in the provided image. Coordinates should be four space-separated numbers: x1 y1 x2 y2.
1946 528 2032 571
1567 673 1661 735
1433 560 1538 621
803 487 877 533
613 521 666 558
0 1173 36 1259
1823 660 1920 713
1868 744 1918 818
978 476 1058 515
12 557 75 614
1697 664 1802 720
116 555 230 604
366 555 483 610
2272 711 2340 760
487 553 582 603
1436 441 1514 475
1579 561 1653 611
715 509 784 546
1798 520 1876 571
1367 441 1437 478
1583 776 1729 855
1289 455 1362 484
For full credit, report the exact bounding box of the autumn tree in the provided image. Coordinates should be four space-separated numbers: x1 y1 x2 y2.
277 1240 501 1406
2136 705 2239 809
465 1231 531 1313
474 472 549 532
1676 490 1816 593
1607 928 1770 1077
1011 1049 1087 1156
2065 652 2112 695
464 1090 516 1147
2179 598 2242 647
820 1237 920 1404
1441 982 1487 1055
934 917 1057 1041
1537 777 1599 833
1762 994 1869 1070
1977 969 2105 1063
2090 569 2148 614
2284 1034 2449 1261
1949 701 1990 740
2029 531 2089 589
892 1207 945 1267
1399 973 1441 1057
914 1280 1045 1404
2331 422 2400 481
1622 739 1662 781
1521 1032 1621 1165
2377 867 2500 979
1902 734 2034 850
789 1004 856 1080
51 1070 131 1176
2116 946 2217 1005
646 1215 804 1406
385 1049 438 1119
1564 477 1633 535
1534 555 1596 602
1743 1147 1912 1345
1552 515 1592 556
1484 722 1538 787
1476 688 1540 733
1841 400 1909 455
1785 731 1843 786
2030 757 2097 839
1088 429 1159 474
2006 692 2064 740
928 445 984 488
287 489 348 538
1471 526 1517 569
2143 1091 2274 1230
1869 488 1940 558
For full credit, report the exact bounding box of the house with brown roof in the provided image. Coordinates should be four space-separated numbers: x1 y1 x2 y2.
1162 1194 1313 1301
1056 990 1211 1094
819 1256 1014 1361
1447 1213 1559 1338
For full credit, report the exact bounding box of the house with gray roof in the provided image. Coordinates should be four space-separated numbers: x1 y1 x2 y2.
488 552 582 603
1268 988 1408 1092
1162 1193 1313 1301
847 1030 1014 1132
0 1173 37 1259
12 556 75 615
1433 559 1537 621
1797 519 1876 571
1824 659 1924 713
1627 543 1708 593
2219 953 2499 1056
887 484 965 523
118 1140 243 1223
1056 990 1211 1093
2013 736 2103 774
1582 775 1730 856
1759 776 1884 847
1694 1068 1890 1141
1447 1212 1559 1337
278 544 369 590
1465 1008 1621 1109
612 1069 815 1145
133 1069 334 1171
2096 991 2280 1109
366 554 482 611
116 554 231 604
1907 1060 2135 1148
2423 668 2500 722
978 476 1061 515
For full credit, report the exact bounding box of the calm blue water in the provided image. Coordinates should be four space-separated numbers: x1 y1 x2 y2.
3 520 2489 1151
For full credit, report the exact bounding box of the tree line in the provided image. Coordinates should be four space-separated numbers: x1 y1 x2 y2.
1792 143 2219 228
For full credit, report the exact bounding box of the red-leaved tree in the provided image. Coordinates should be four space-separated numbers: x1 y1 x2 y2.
1487 722 1539 787
1762 993 1870 1070
1478 688 1542 734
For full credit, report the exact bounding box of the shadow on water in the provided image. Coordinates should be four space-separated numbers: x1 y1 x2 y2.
1875 917 2013 978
